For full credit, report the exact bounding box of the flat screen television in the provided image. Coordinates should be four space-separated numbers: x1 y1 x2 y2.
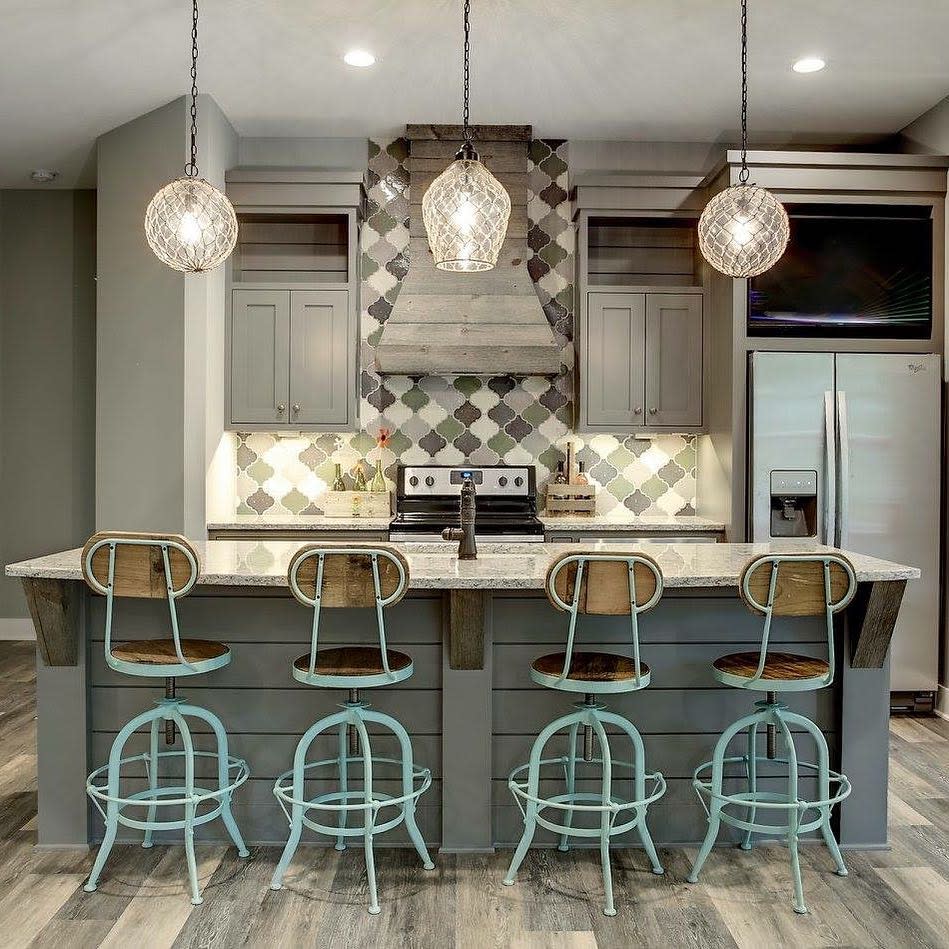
747 204 933 338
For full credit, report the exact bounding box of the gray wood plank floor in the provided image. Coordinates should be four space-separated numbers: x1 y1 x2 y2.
2 640 948 948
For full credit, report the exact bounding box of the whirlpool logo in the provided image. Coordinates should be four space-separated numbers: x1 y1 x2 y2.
908 363 926 373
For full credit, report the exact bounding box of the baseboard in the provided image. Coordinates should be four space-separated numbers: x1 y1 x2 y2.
935 685 949 721
0 619 35 641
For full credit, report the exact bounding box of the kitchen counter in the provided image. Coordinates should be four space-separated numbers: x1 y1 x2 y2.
540 511 725 532
8 539 913 854
8 539 917 589
207 514 393 532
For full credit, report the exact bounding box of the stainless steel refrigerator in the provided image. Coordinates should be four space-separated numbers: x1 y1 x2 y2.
749 351 941 697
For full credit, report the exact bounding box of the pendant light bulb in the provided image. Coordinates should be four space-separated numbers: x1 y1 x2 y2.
698 0 789 278
421 0 511 272
144 0 237 274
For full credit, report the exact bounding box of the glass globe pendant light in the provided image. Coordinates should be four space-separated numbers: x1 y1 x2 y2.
422 0 511 272
698 0 789 278
145 0 237 273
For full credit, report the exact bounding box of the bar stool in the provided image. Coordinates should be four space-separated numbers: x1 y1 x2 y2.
687 553 857 914
503 552 667 917
270 545 435 915
81 532 250 905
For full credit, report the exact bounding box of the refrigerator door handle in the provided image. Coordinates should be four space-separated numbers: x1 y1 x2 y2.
836 390 850 548
823 391 837 546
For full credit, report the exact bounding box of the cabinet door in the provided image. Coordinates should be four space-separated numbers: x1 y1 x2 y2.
584 292 646 427
644 293 702 428
230 290 290 425
289 290 351 427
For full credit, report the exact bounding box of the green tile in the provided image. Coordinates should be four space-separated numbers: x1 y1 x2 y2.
401 387 430 411
436 416 465 440
453 376 482 397
246 459 274 484
521 402 551 426
281 488 310 514
641 475 669 501
487 431 516 455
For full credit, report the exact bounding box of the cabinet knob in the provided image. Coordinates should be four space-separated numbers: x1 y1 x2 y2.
649 407 658 414
277 403 286 413
634 406 642 415
292 403 301 413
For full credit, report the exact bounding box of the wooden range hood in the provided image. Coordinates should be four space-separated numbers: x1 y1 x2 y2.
375 124 562 377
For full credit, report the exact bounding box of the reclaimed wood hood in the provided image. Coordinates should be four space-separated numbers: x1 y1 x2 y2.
375 124 562 377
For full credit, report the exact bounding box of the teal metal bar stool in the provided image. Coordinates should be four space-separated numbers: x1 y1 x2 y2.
81 532 249 905
503 552 667 917
687 553 857 914
270 545 434 915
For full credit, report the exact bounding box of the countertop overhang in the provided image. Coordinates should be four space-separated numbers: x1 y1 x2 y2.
6 539 919 590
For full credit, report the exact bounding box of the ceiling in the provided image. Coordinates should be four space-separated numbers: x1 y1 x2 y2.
2 0 948 188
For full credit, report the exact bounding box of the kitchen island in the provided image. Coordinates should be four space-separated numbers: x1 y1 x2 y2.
8 540 916 853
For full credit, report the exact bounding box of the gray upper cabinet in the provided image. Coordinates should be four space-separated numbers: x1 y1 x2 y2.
228 288 355 430
580 289 703 432
230 290 290 425
645 293 703 428
289 290 350 427
584 292 646 427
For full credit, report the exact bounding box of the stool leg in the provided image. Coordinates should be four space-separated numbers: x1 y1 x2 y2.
776 711 807 914
784 709 848 877
361 708 435 871
181 703 250 858
335 721 349 851
688 710 764 884
590 714 617 916
504 711 583 887
85 706 162 893
558 722 580 853
173 711 203 906
352 713 381 915
599 709 663 876
142 718 161 849
271 710 348 891
740 721 758 851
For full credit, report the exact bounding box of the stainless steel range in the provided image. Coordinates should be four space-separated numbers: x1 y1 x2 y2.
389 464 545 543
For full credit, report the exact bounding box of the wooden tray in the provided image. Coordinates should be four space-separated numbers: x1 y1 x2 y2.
321 491 392 518
544 483 597 516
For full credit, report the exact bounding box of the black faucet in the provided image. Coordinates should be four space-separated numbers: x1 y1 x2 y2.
442 476 477 560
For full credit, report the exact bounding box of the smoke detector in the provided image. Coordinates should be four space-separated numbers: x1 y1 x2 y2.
30 169 59 183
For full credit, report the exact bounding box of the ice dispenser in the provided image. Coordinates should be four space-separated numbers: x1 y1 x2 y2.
769 470 818 538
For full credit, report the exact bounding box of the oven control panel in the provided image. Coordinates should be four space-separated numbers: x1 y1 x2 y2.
400 465 534 497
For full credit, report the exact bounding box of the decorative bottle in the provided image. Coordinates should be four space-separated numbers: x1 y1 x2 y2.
370 459 387 493
574 461 589 486
352 463 368 492
554 461 568 484
332 463 346 492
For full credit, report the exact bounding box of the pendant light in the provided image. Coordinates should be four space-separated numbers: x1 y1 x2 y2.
698 0 789 278
422 0 511 272
145 0 237 273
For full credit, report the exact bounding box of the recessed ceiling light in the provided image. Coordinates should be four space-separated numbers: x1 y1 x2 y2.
30 169 58 183
344 49 375 68
792 56 826 74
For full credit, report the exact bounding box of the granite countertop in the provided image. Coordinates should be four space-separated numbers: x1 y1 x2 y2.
539 512 724 532
209 513 724 533
207 514 393 531
6 540 919 590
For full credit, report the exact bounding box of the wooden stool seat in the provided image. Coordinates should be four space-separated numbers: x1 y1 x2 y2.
110 638 230 666
293 647 412 678
532 651 649 683
713 651 829 682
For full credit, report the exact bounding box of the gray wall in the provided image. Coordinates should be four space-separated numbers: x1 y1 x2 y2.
0 190 96 630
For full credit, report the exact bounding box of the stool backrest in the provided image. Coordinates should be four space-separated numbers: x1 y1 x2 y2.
739 553 857 687
81 531 200 670
546 552 663 687
288 545 410 680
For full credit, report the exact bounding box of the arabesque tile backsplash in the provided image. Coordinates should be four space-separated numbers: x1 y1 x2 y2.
233 138 697 518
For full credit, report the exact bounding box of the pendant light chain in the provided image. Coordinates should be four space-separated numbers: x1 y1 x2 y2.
462 0 472 148
186 0 199 178
738 0 749 183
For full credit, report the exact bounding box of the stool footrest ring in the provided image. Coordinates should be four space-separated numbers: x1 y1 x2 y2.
692 753 851 835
